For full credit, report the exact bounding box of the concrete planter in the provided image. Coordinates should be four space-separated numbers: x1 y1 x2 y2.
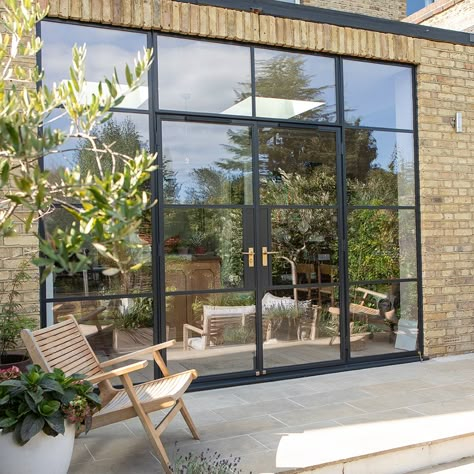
0 422 75 474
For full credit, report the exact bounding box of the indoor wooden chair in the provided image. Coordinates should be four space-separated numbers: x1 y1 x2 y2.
21 316 199 474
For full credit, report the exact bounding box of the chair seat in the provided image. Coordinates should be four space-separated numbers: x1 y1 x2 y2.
97 370 196 417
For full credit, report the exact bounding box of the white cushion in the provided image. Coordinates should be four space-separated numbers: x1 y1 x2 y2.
203 305 256 317
262 293 296 311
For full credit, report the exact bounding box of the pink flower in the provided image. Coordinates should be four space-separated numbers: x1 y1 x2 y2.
0 366 21 381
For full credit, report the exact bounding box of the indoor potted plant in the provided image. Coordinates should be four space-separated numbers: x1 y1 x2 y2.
189 231 207 255
0 262 36 371
0 364 101 474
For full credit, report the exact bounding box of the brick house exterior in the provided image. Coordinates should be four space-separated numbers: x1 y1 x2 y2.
6 0 471 383
301 0 406 21
405 0 474 32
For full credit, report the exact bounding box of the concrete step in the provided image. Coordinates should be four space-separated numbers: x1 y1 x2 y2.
409 456 474 473
277 411 474 474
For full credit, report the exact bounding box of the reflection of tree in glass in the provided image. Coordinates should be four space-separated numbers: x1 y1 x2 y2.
76 118 145 176
72 118 152 293
252 53 335 122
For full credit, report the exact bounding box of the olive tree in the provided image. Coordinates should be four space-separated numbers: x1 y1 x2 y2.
0 0 156 281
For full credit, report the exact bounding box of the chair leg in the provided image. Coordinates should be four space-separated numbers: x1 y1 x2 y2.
180 399 199 440
121 374 172 474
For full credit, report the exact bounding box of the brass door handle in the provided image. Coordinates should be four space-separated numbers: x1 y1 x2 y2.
242 247 255 267
262 246 278 267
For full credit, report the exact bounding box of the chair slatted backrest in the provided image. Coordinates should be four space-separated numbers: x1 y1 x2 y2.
21 316 103 378
202 305 255 342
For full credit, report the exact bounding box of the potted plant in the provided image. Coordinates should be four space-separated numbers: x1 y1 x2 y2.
0 262 36 371
112 298 154 352
189 231 207 255
0 365 101 474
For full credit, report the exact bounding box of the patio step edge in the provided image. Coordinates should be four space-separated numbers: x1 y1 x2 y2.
279 430 474 474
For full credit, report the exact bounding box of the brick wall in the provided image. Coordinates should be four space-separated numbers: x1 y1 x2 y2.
40 0 474 358
405 0 474 33
302 0 406 21
0 7 40 328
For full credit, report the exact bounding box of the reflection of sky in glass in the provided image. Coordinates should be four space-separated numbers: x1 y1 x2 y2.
162 121 252 204
344 60 413 130
157 36 251 114
43 110 149 171
371 131 414 171
41 21 148 109
255 49 336 122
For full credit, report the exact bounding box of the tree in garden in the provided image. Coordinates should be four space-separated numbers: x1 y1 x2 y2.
0 0 156 282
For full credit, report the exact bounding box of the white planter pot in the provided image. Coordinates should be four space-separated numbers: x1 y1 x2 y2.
0 422 75 474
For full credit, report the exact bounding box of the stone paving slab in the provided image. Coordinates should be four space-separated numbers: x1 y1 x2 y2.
69 354 474 474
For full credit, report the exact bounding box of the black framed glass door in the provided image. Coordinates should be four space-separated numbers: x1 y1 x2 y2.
161 119 259 378
254 125 344 373
161 119 346 379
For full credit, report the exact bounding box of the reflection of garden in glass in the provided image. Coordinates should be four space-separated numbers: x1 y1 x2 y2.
347 209 416 282
44 208 152 298
346 129 415 207
259 128 337 205
270 209 339 285
254 49 336 122
348 282 418 357
43 110 150 172
162 121 252 205
164 209 244 290
166 291 257 377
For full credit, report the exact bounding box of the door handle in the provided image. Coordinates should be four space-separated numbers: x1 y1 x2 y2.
262 246 278 267
242 247 255 268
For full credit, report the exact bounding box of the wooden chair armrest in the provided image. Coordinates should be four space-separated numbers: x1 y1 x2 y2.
88 360 148 384
100 341 176 368
183 324 204 336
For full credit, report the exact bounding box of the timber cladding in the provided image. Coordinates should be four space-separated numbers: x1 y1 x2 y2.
36 0 474 358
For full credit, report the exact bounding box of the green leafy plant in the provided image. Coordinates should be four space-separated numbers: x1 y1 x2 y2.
172 448 242 474
0 365 101 445
113 298 153 329
0 261 36 363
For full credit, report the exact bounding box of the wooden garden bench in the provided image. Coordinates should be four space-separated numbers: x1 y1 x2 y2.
21 316 199 474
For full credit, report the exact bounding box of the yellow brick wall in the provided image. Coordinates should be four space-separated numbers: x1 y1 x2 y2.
418 0 474 33
40 0 474 358
0 7 40 328
301 0 406 21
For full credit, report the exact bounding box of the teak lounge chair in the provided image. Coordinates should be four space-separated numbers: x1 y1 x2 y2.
21 316 199 474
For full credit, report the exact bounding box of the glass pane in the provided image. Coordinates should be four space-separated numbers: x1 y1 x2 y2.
255 49 336 122
157 36 251 115
344 60 413 130
44 208 152 298
164 208 244 291
269 209 339 285
259 128 337 205
43 110 150 172
348 209 417 281
46 298 155 383
349 282 418 357
346 130 415 207
166 292 256 376
41 21 148 109
263 288 341 369
162 121 252 205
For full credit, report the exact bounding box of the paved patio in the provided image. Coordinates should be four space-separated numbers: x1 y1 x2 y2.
69 354 474 473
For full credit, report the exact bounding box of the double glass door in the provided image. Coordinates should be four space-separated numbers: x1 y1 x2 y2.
162 119 346 379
